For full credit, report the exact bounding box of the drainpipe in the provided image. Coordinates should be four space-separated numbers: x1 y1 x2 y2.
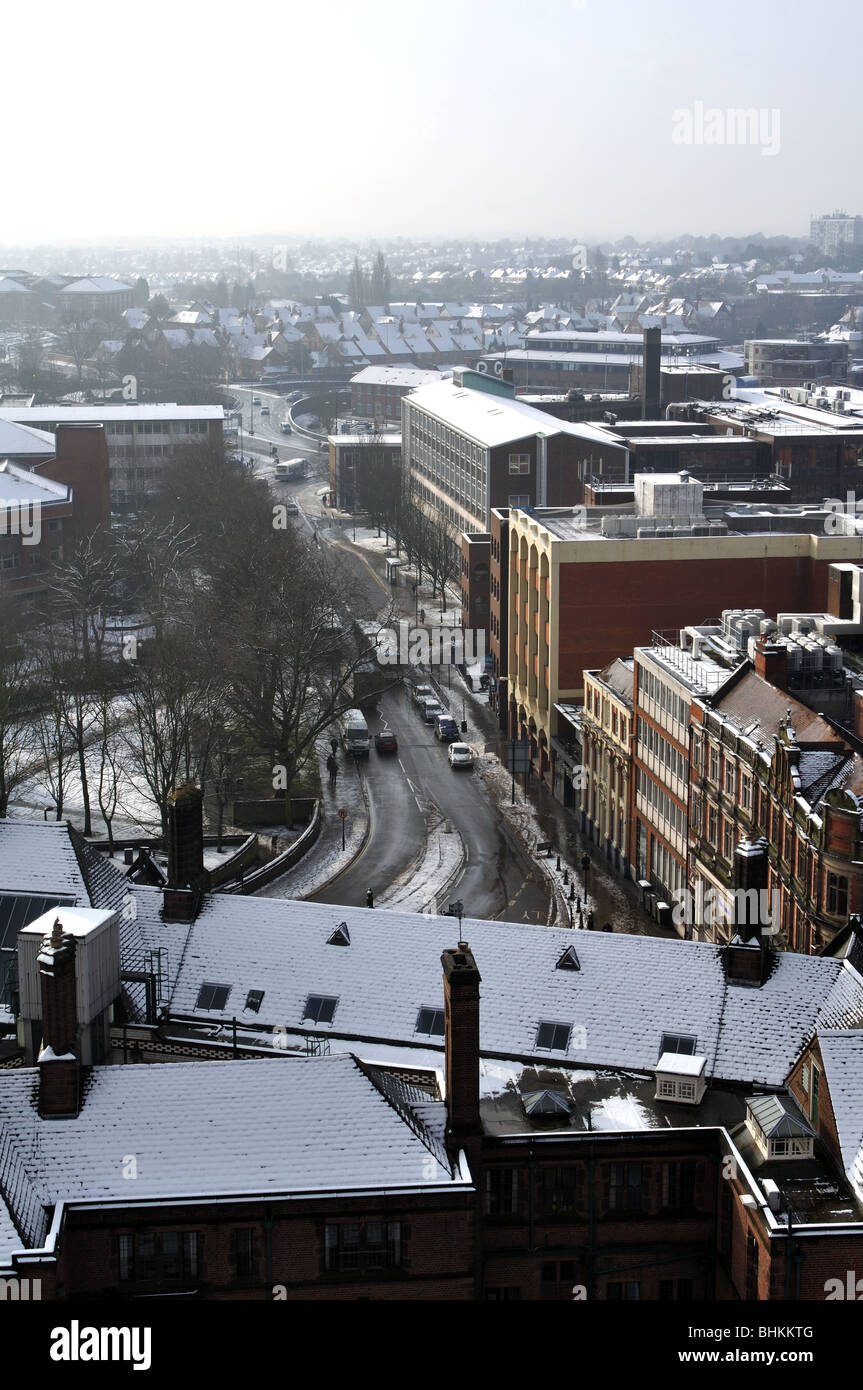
586 1155 597 1300
263 1212 274 1299
527 1149 536 1252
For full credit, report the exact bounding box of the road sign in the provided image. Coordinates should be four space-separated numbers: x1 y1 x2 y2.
506 740 531 774
337 808 348 819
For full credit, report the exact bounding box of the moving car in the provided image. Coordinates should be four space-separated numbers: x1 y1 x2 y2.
412 684 435 707
434 714 459 743
420 698 444 724
252 396 262 405
280 420 292 434
374 729 398 754
448 742 474 769
260 405 270 415
283 500 299 515
340 708 370 757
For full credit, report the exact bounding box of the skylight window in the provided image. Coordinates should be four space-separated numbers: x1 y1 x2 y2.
327 923 351 946
245 989 265 1013
303 994 338 1025
660 1032 697 1056
536 1021 572 1052
196 982 230 1011
556 946 581 971
415 1007 445 1036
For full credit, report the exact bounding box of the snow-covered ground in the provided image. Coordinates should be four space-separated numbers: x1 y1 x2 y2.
258 735 369 901
377 804 465 915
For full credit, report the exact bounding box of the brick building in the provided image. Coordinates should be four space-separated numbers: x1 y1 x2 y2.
506 474 863 788
4 809 863 1300
350 366 447 422
580 659 634 873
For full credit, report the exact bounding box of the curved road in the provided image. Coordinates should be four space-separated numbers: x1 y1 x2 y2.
235 383 550 923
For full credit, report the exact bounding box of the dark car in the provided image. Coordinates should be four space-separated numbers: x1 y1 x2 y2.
375 729 398 753
434 715 459 743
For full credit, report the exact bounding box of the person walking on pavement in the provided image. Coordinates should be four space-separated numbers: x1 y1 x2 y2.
330 737 338 758
326 754 337 788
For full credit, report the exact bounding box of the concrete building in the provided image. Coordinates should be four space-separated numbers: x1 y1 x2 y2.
810 212 863 258
328 432 401 512
402 368 628 537
0 403 224 510
744 339 849 386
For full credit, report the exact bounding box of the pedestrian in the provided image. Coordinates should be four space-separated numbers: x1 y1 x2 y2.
419 608 425 625
330 738 338 757
412 582 417 596
366 888 374 908
326 755 337 787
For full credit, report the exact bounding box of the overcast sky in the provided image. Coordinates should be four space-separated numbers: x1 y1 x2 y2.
8 0 861 244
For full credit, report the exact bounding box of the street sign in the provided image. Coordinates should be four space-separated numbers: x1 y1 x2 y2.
506 740 531 774
337 808 348 819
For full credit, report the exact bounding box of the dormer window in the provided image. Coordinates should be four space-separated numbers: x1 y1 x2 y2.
655 1052 707 1105
327 923 351 946
556 946 581 971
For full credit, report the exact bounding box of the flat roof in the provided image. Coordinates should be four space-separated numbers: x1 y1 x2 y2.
404 380 626 451
0 404 224 423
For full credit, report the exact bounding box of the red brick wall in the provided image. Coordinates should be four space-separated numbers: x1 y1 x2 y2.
35 424 110 534
557 553 827 693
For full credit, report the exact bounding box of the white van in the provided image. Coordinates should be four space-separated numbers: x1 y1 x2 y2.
341 708 370 757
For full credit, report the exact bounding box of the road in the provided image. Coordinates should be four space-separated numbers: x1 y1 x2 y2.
233 381 550 923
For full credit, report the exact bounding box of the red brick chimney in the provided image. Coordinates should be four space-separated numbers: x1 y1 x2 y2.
753 639 788 691
37 919 82 1118
442 942 482 1146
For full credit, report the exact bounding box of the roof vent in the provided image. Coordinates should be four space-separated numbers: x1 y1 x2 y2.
327 922 351 946
556 946 581 971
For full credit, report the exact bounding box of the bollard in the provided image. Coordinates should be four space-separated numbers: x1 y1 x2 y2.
569 882 575 901
563 869 569 885
556 855 561 871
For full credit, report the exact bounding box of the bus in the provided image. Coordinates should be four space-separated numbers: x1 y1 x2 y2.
274 457 310 479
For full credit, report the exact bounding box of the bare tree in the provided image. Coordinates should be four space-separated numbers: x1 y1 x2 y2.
0 595 40 817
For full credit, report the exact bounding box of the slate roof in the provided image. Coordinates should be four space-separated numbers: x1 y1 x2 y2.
715 671 844 746
0 1053 460 1265
142 890 863 1088
816 1029 863 1199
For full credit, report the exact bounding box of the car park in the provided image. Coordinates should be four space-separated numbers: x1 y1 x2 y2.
420 699 444 723
375 730 398 753
434 714 459 743
448 742 474 769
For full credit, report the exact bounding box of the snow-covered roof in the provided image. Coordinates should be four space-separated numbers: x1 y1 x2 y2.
816 1029 863 1199
0 419 56 457
60 277 133 295
0 405 223 424
0 1053 463 1263
0 460 69 506
132 890 863 1089
0 820 130 915
403 378 627 452
350 366 446 388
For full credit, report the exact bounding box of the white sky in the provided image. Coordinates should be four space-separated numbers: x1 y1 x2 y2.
6 0 861 243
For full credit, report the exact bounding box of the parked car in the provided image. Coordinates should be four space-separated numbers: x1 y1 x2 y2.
261 404 270 415
283 500 299 515
448 742 474 769
375 729 398 754
420 699 444 724
252 395 262 405
280 420 292 434
412 684 435 707
434 715 459 743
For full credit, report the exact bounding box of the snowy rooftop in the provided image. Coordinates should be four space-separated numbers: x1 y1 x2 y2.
817 1030 863 1201
0 404 223 425
0 1053 465 1264
0 461 69 506
0 419 56 457
404 379 626 452
125 889 863 1090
